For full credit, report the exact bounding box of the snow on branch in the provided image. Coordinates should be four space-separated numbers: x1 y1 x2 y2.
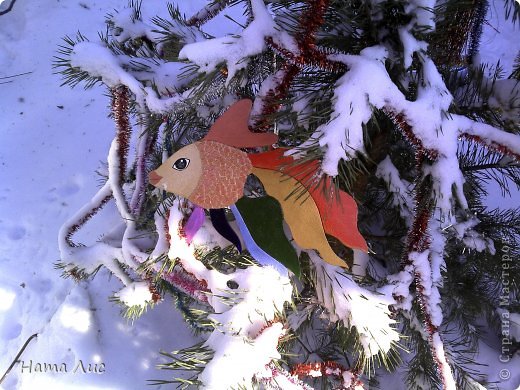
57 179 132 285
309 252 400 359
109 7 160 44
179 0 294 84
69 41 181 113
291 361 365 390
163 199 293 388
58 87 150 286
255 362 314 389
70 42 142 94
396 172 457 390
306 47 401 175
375 156 414 225
116 281 155 307
312 44 520 216
458 114 520 160
201 322 286 388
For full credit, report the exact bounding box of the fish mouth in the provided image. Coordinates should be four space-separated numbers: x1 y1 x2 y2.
149 170 163 186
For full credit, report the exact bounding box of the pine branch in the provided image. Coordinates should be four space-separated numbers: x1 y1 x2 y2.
186 0 232 28
55 1 520 388
253 0 346 133
503 0 520 24
54 33 104 89
511 52 520 79
430 0 488 67
459 142 520 196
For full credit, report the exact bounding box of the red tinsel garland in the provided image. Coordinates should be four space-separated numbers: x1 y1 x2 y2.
65 194 112 247
161 206 210 303
186 0 231 28
461 132 520 161
291 361 364 389
111 86 131 186
254 0 344 132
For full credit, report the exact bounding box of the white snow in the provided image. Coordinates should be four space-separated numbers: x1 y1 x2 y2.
59 305 92 333
0 288 16 312
310 252 400 357
116 282 154 308
179 0 295 84
70 42 126 88
399 27 428 69
375 156 413 224
200 323 285 389
0 1 205 389
165 200 294 388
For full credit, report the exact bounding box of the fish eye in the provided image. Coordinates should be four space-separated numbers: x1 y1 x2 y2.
173 158 190 171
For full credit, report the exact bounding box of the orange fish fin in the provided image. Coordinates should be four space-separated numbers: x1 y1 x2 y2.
204 99 278 148
248 148 290 169
310 178 368 252
250 149 368 252
252 167 348 268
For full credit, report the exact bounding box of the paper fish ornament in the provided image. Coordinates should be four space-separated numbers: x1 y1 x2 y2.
149 100 367 274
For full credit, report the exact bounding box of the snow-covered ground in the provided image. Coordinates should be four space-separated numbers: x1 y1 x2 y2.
0 0 518 389
0 1 206 389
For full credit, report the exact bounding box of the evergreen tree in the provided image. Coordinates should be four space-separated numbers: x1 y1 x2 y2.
55 0 520 388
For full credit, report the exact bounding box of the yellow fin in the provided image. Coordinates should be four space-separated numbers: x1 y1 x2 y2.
253 167 348 268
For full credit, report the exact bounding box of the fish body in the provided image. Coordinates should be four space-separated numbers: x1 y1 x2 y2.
148 99 367 268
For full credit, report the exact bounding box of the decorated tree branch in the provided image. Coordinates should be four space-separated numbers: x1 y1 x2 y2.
55 0 520 388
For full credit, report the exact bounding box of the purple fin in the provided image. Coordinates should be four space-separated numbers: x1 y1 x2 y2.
184 206 205 244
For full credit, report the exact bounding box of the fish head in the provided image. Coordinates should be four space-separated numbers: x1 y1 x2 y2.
148 143 202 200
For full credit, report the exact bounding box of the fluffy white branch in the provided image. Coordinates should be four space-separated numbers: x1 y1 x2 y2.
179 0 295 84
70 42 182 113
375 156 414 225
310 252 400 357
165 200 293 388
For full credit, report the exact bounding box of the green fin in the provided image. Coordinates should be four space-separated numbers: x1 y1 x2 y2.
235 195 300 276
